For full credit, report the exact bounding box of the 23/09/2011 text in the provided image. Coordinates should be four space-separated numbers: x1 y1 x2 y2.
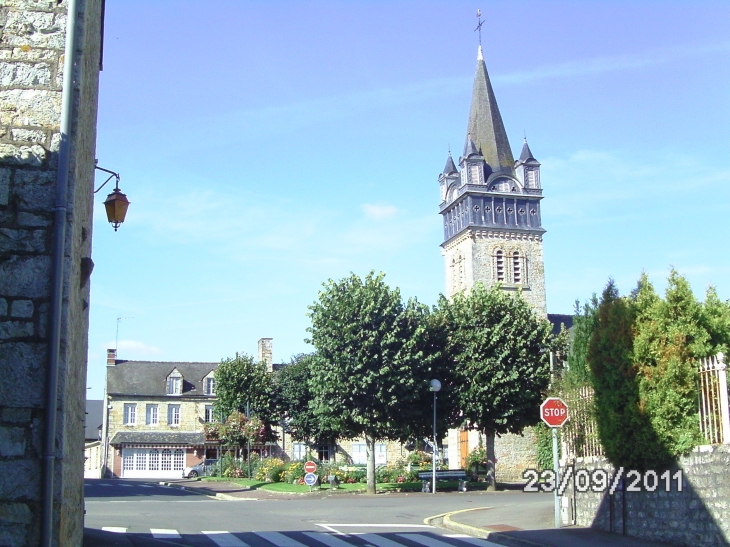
522 467 684 495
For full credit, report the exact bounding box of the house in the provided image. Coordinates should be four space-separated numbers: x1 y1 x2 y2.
84 400 104 478
102 349 219 478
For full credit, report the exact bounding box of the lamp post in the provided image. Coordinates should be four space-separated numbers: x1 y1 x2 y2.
430 379 441 494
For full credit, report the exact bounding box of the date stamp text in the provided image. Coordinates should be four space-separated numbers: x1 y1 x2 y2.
522 467 683 495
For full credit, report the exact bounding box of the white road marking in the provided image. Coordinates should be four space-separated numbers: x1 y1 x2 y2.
139 484 153 488
444 535 471 538
99 483 112 487
317 524 433 528
151 529 182 539
101 527 127 533
399 534 502 547
118 484 133 487
451 538 504 547
203 532 250 547
304 532 355 547
255 532 308 547
358 533 405 547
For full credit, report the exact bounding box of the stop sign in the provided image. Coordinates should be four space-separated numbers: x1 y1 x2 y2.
304 460 317 473
540 397 569 427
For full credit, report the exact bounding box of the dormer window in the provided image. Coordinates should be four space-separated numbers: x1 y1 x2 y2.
167 371 182 395
204 377 215 396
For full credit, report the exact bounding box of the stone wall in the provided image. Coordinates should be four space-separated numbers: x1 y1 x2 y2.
0 1 101 546
562 447 730 547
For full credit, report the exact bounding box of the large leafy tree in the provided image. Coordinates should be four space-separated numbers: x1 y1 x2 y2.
306 272 443 494
214 352 278 442
438 283 554 487
274 353 339 446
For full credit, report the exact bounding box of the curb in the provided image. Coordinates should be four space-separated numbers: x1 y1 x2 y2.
430 508 549 547
160 481 259 501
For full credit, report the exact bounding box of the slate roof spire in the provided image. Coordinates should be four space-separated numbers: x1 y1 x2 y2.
442 152 458 175
466 45 515 176
519 137 536 162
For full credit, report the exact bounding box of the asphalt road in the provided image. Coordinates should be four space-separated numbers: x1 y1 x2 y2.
84 479 552 547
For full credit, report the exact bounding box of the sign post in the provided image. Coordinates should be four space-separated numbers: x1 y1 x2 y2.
304 461 318 491
540 397 569 529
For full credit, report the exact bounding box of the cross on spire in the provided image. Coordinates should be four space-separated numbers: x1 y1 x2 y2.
474 9 484 46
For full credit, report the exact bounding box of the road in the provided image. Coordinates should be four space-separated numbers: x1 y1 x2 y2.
84 479 553 547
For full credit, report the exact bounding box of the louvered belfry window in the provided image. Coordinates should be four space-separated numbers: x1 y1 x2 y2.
495 250 504 282
513 251 521 283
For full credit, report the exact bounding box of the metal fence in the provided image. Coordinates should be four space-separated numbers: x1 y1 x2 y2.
698 352 730 445
560 353 730 460
561 385 604 459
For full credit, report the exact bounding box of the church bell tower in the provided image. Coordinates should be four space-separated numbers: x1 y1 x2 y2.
439 46 547 317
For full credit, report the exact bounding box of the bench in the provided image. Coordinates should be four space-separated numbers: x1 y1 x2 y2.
417 470 469 492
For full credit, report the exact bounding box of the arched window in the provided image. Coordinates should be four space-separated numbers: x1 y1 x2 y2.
495 250 504 282
513 251 521 284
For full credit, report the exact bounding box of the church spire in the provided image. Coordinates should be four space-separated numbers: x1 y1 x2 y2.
466 46 515 176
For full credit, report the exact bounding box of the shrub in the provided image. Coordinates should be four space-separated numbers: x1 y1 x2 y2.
255 457 286 482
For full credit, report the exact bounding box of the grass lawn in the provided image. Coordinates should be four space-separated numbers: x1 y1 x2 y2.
201 477 485 494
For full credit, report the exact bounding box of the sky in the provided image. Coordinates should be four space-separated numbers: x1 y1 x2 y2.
87 1 730 400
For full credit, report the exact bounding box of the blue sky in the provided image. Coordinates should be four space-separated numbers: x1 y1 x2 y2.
87 1 730 399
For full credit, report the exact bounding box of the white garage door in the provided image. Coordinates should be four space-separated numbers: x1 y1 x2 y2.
121 448 185 479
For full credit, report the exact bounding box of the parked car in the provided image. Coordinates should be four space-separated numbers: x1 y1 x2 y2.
183 459 218 479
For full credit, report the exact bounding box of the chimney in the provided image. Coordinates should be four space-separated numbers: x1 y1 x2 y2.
107 348 117 366
258 338 273 372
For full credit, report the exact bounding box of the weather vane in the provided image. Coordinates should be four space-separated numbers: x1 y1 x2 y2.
475 9 484 46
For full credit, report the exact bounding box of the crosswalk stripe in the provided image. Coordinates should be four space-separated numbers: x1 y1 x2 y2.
304 532 355 547
101 527 127 533
139 484 153 488
204 531 250 547
151 529 182 539
359 533 405 547
399 534 501 547
99 483 112 487
255 532 308 547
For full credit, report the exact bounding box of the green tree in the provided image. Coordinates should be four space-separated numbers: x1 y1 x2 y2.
214 352 278 441
439 283 554 488
702 285 730 355
274 353 338 447
632 271 706 456
588 279 670 469
565 294 600 388
306 272 442 495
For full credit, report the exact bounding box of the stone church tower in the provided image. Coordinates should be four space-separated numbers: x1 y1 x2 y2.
439 46 546 317
441 46 546 480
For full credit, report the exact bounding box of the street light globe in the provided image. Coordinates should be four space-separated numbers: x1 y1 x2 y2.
430 379 442 392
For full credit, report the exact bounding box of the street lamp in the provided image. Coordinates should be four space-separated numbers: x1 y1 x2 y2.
430 379 441 494
94 164 130 231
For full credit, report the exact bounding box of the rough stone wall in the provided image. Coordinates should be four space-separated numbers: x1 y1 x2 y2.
494 428 538 482
0 1 101 545
563 447 730 547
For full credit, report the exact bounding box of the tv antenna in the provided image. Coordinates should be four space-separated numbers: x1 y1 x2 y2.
116 316 134 350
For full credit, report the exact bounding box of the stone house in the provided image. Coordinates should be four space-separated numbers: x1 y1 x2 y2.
102 349 220 479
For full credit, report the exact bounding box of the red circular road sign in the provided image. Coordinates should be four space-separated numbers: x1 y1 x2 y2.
540 397 569 427
304 461 317 474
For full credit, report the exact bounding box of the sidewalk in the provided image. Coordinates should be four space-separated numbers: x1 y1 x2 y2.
442 506 678 547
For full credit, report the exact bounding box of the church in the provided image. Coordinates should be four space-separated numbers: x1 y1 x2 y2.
440 45 553 479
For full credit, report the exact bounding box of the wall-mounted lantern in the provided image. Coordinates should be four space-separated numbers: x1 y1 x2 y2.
94 163 130 231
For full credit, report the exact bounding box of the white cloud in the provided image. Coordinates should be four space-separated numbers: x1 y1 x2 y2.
362 202 399 220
